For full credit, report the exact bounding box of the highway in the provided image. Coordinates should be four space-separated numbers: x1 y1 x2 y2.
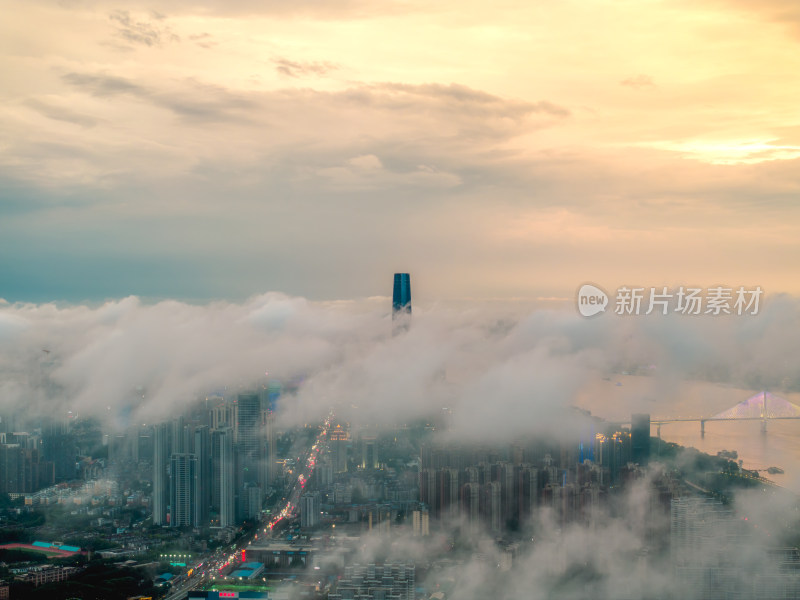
163 413 332 600
263 413 330 535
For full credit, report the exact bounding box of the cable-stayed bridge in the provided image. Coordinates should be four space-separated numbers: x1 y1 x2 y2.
649 391 800 436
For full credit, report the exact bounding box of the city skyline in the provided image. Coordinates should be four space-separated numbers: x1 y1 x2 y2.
1 378 797 600
2 2 800 597
1 275 799 598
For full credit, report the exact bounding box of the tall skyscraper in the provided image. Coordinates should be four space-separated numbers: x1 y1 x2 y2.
170 453 197 527
330 425 349 473
194 426 211 527
171 416 184 454
137 425 153 463
361 436 378 470
392 273 411 333
236 393 260 482
0 444 24 494
514 464 538 523
300 491 321 528
152 423 171 526
213 427 236 528
259 409 277 488
41 418 76 483
481 481 502 533
211 400 233 431
631 413 650 466
460 482 480 531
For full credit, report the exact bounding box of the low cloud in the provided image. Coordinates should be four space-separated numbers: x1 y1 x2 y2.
24 99 100 128
620 74 655 89
323 476 800 600
1 293 799 442
61 72 257 123
316 154 462 191
273 57 338 78
62 72 147 98
108 10 180 47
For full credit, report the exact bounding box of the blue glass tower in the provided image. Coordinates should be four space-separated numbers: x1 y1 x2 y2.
392 273 411 334
393 273 411 316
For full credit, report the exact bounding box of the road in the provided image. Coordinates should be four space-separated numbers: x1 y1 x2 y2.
263 412 330 534
163 413 332 600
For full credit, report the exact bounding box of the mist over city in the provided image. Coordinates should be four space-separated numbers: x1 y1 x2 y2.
3 0 800 599
2 287 800 599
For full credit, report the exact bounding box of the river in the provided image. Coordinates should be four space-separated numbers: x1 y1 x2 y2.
576 375 800 493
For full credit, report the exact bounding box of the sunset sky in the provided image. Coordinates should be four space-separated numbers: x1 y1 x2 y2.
2 0 800 303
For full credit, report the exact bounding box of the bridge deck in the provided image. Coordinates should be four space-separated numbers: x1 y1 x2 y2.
651 416 800 424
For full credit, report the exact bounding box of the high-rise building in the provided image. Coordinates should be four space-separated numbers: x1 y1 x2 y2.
152 423 171 526
436 468 459 519
481 481 502 532
170 453 198 527
330 563 415 600
194 426 211 527
491 461 514 525
461 482 479 530
596 431 631 484
212 427 236 528
0 443 51 494
300 491 321 528
41 419 76 483
330 425 349 473
137 425 153 463
171 415 187 454
242 482 262 520
670 496 800 599
259 409 277 488
514 464 538 523
631 413 650 466
236 393 261 484
361 436 378 470
412 509 430 536
211 400 233 431
0 444 24 494
392 273 411 333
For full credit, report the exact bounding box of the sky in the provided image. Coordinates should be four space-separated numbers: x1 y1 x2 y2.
2 0 800 303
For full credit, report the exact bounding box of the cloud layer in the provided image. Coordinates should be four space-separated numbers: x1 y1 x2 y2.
2 293 799 439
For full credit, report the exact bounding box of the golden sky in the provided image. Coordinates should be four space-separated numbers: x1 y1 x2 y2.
1 0 799 302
